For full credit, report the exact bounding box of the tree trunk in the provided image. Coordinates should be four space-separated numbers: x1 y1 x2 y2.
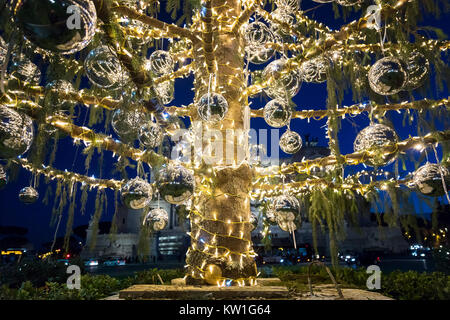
185 0 257 285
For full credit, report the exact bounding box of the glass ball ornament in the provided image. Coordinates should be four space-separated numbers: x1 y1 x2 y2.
300 56 329 83
154 80 175 105
121 177 153 209
0 106 34 159
335 0 363 6
353 124 398 167
280 130 302 154
19 186 39 204
271 8 296 37
156 164 195 205
243 22 275 65
9 55 41 83
138 122 163 149
204 264 222 285
404 51 430 90
273 194 300 231
0 164 8 189
368 57 408 95
143 208 169 231
412 163 450 197
197 93 229 123
45 80 76 113
14 0 96 54
147 50 174 76
262 59 301 100
111 108 149 142
0 37 7 66
84 46 130 89
263 99 292 128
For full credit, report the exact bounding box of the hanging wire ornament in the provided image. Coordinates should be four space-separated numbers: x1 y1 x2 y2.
143 208 169 231
18 186 39 204
353 123 398 167
121 177 153 209
270 8 296 38
368 56 408 95
147 50 174 76
404 51 430 90
9 54 41 83
275 0 300 12
84 46 130 89
13 0 97 54
411 163 450 197
264 208 278 225
118 17 148 47
335 0 363 6
154 80 175 105
280 130 302 154
262 59 301 100
243 22 276 65
0 164 8 189
263 99 292 128
250 213 259 231
45 80 76 112
197 92 229 123
138 122 164 149
300 56 329 83
156 164 195 205
0 106 34 159
272 194 300 231
111 108 150 143
0 37 7 66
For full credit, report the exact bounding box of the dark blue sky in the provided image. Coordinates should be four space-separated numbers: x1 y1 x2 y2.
0 1 449 250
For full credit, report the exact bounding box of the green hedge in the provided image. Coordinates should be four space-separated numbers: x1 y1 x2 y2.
271 265 450 300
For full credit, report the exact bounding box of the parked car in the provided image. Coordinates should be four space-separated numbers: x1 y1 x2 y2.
103 257 126 266
84 258 99 267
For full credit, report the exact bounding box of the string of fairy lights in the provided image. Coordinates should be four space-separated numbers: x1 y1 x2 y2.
0 0 448 286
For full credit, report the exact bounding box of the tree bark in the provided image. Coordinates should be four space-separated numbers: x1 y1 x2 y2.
185 0 257 285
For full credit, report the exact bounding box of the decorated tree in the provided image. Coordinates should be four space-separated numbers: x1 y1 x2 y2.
0 0 449 286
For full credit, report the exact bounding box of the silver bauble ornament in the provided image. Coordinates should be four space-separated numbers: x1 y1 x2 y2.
273 194 300 231
147 50 174 76
84 46 129 88
353 124 398 167
121 177 153 209
263 99 292 128
0 106 34 159
280 130 302 154
138 122 163 149
262 59 301 99
300 56 329 83
0 37 7 66
405 51 430 90
271 9 296 37
244 22 275 65
19 186 39 204
143 208 169 231
368 57 408 95
157 164 194 205
45 80 76 113
197 93 229 123
111 108 149 142
412 163 450 197
14 0 96 54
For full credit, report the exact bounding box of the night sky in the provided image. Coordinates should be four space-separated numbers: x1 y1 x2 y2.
0 1 449 250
